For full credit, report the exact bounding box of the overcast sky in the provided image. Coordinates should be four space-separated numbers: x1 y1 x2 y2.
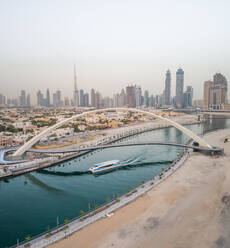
0 0 230 102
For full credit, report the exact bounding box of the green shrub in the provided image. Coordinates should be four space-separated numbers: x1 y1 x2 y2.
79 210 85 215
45 233 51 239
25 236 30 241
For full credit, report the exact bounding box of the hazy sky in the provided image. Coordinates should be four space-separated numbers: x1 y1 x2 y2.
0 0 230 102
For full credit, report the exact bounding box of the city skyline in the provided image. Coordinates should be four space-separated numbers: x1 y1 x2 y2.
1 67 195 107
2 68 229 110
1 0 230 100
0 67 226 104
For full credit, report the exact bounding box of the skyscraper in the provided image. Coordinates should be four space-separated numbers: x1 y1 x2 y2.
126 85 136 108
20 90 26 107
64 97 70 106
80 89 84 107
0 94 6 105
175 68 184 108
83 92 89 107
37 90 42 106
95 91 101 109
56 90 61 107
53 93 57 107
73 64 79 107
135 86 142 107
144 90 149 107
203 73 228 109
183 86 193 108
26 94 31 107
149 95 154 107
164 70 171 105
46 89 50 107
119 89 126 107
91 89 95 107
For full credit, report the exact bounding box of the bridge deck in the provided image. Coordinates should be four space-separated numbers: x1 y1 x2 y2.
28 142 221 154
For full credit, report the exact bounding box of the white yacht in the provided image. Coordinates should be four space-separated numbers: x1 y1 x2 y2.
89 160 121 174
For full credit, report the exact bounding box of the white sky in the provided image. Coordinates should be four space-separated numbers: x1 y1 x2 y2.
0 0 230 101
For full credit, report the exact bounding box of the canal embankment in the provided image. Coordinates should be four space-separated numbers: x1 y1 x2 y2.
14 145 191 248
46 128 230 248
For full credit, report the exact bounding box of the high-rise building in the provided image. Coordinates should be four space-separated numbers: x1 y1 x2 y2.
20 90 26 107
164 70 171 105
119 89 126 107
203 73 228 109
155 94 163 108
73 64 79 107
53 90 62 107
186 86 193 107
175 68 184 108
95 91 101 109
136 86 142 107
26 94 31 107
183 86 193 108
126 85 136 107
83 93 89 107
113 93 119 107
64 97 70 106
0 94 6 106
149 95 154 107
91 89 95 107
144 90 149 107
80 89 84 107
56 90 61 107
53 93 57 107
103 97 113 108
37 90 42 106
46 89 50 107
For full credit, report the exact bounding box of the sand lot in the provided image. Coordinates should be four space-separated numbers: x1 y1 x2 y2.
50 129 230 248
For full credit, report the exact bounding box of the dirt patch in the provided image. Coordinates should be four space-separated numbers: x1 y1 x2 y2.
143 217 159 231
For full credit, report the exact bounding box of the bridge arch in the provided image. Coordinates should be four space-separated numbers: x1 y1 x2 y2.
13 108 212 156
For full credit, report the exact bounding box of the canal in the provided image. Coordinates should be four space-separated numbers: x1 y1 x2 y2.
0 117 230 247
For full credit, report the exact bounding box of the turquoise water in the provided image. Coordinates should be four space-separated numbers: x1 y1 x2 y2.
0 118 230 247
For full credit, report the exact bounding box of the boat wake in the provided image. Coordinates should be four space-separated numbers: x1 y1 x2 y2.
37 154 173 177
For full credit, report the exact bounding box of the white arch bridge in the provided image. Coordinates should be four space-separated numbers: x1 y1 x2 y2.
13 108 213 157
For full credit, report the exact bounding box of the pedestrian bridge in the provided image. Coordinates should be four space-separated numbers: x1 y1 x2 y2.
0 141 222 165
29 141 222 155
13 107 213 157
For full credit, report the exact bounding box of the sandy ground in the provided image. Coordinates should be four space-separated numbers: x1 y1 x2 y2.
49 129 230 248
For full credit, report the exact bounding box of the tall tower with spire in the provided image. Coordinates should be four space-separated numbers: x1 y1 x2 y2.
73 64 79 107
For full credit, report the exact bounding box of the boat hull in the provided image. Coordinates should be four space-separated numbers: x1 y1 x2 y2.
89 163 121 175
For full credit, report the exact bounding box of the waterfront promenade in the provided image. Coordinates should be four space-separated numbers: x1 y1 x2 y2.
49 129 230 248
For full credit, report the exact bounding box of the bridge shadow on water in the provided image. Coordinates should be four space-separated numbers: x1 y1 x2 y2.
37 160 173 177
